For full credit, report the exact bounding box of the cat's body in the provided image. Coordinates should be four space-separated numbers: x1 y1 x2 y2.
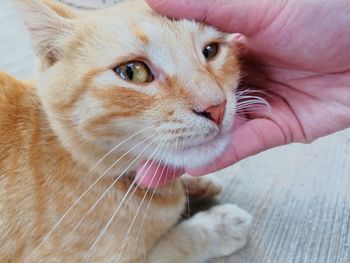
0 72 186 262
0 1 251 262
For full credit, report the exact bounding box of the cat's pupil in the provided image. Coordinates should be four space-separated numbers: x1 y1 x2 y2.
126 64 134 80
203 43 219 61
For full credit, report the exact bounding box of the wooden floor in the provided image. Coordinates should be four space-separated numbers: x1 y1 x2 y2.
1 1 349 262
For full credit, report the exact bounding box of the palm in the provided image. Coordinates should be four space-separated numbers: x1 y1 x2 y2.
240 0 350 140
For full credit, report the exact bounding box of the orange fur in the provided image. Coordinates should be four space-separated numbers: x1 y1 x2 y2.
0 71 184 262
92 87 155 114
132 25 151 45
1 0 242 262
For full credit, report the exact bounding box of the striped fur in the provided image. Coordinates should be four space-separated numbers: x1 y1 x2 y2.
0 0 242 262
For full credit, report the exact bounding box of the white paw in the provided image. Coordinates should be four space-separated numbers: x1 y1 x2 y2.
192 204 252 258
181 174 222 198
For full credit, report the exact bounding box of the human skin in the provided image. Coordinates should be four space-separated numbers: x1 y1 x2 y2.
137 0 350 187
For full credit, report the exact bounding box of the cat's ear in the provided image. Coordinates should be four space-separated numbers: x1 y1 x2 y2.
14 0 78 65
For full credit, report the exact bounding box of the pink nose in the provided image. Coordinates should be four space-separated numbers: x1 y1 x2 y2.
194 100 227 125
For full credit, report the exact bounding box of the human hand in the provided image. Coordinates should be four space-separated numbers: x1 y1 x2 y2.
137 0 350 187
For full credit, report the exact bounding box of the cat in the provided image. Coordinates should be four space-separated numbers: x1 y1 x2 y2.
0 0 252 262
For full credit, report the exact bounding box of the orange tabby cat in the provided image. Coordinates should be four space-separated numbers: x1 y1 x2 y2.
0 0 252 262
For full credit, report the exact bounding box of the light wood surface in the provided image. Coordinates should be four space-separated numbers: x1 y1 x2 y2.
215 132 350 263
1 1 349 262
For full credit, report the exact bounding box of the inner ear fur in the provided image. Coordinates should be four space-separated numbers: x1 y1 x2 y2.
14 0 79 66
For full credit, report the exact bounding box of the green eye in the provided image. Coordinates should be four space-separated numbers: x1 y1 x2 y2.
114 61 154 83
203 43 219 61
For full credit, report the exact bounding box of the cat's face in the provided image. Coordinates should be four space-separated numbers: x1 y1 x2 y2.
18 0 240 172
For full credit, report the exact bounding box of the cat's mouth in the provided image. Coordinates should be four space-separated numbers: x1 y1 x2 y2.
134 115 248 188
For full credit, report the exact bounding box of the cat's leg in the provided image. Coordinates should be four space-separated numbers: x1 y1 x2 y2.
181 174 222 198
147 204 252 263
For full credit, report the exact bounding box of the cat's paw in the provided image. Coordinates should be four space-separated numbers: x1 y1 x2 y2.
193 204 252 258
181 174 222 198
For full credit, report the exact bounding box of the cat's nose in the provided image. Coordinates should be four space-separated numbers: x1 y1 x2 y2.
194 100 227 125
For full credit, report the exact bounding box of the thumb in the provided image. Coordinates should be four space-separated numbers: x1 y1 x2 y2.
145 0 283 36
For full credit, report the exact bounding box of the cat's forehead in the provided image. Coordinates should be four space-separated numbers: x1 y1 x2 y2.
98 6 221 46
76 3 224 70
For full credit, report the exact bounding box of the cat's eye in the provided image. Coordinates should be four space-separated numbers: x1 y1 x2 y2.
203 43 219 61
114 61 154 83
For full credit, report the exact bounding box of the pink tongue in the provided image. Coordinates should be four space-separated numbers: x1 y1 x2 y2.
136 162 184 188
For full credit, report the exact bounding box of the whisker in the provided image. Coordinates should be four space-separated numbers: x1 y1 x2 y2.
70 135 158 236
237 95 268 100
134 141 175 248
26 132 156 262
236 104 269 111
236 109 268 114
90 124 158 172
237 96 269 103
169 135 180 194
236 88 272 98
237 98 268 105
82 135 169 261
116 142 171 262
237 101 268 107
236 92 271 116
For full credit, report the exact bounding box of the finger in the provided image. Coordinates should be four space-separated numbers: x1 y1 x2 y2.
145 0 283 36
186 118 287 176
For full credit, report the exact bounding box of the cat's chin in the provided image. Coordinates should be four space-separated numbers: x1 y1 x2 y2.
135 118 237 188
181 133 231 170
135 133 231 188
154 131 231 171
